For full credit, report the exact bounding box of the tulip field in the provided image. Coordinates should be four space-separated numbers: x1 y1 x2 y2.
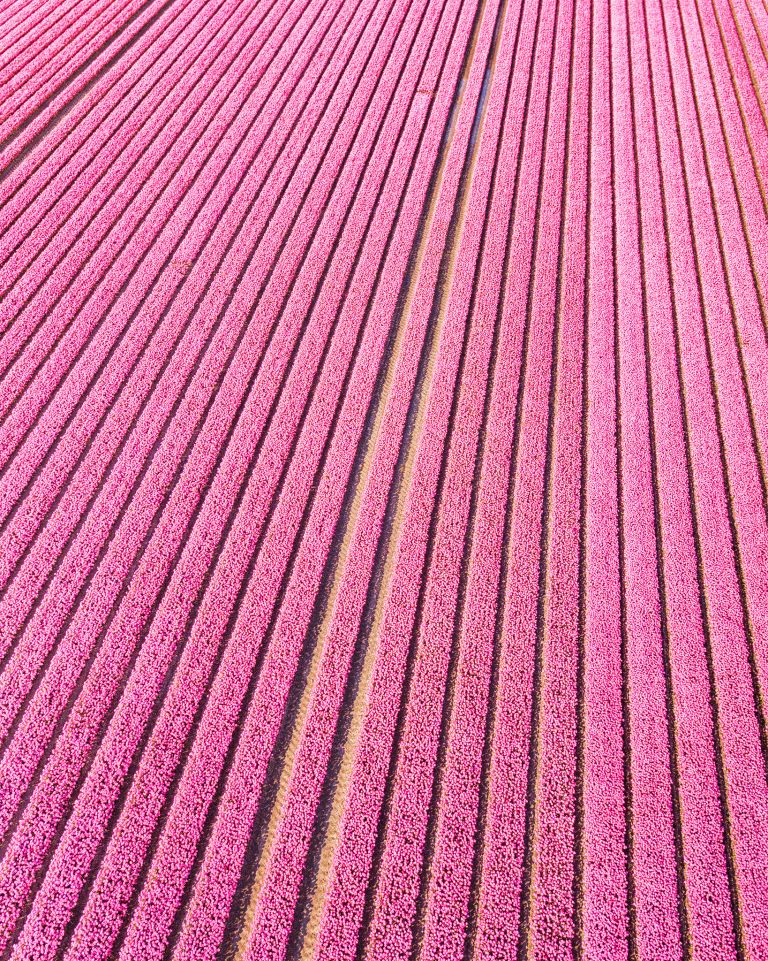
0 0 767 955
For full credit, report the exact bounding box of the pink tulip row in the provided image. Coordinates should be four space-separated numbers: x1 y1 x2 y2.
0 0 98 46
0 0 378 600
